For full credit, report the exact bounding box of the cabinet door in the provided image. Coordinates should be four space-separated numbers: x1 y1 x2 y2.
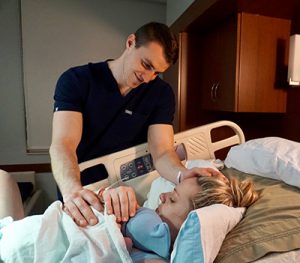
237 13 290 112
200 13 290 112
199 15 238 111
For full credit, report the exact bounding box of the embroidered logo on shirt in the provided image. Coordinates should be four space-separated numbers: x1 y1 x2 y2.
125 109 132 115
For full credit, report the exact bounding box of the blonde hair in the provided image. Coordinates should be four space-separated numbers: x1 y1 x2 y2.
192 176 258 209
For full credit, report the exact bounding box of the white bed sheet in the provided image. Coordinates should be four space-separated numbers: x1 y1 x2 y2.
0 201 132 263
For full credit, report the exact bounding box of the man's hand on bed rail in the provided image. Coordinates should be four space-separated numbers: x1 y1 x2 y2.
179 167 227 183
100 186 139 223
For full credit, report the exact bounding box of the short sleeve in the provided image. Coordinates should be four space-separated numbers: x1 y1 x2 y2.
53 67 88 112
148 82 175 125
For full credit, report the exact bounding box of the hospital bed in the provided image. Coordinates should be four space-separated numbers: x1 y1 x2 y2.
80 120 300 263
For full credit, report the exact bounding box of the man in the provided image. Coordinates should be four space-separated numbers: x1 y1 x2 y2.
50 22 221 227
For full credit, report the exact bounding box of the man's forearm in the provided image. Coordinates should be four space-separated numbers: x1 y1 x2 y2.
49 144 82 198
148 125 187 184
153 149 186 184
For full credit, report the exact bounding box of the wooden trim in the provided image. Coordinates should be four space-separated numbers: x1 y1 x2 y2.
171 0 300 34
0 163 52 173
178 32 188 131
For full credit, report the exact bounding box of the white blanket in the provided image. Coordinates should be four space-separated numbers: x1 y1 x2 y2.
0 201 132 263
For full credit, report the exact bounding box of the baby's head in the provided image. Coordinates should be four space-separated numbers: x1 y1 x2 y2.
122 207 171 259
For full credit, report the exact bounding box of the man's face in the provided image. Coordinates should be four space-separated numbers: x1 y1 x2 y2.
123 40 170 88
156 177 201 232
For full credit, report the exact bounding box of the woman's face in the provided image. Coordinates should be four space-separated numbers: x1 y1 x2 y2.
156 177 201 233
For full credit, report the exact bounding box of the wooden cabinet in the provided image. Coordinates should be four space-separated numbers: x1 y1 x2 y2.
164 0 300 141
199 13 290 112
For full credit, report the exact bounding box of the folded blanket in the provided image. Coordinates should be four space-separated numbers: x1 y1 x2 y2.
0 201 132 263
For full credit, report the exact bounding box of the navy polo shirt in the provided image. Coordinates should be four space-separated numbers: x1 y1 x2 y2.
54 61 175 185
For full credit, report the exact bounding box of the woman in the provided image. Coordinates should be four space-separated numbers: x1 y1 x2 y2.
155 175 258 245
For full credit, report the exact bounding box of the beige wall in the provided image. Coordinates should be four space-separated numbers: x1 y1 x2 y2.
0 0 166 163
166 0 194 25
0 0 166 209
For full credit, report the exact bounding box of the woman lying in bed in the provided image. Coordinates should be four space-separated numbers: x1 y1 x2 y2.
0 169 258 262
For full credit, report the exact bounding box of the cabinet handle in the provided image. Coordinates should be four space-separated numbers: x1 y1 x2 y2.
214 82 219 101
211 83 216 102
210 83 220 102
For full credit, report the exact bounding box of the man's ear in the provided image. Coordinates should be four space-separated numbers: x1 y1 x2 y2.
126 34 136 48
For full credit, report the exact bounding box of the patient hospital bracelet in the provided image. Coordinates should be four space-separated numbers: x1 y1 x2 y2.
177 171 183 184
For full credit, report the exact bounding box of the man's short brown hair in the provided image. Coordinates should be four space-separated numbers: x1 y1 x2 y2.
134 22 179 65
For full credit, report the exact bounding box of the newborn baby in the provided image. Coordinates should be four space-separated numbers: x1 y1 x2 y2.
122 207 171 259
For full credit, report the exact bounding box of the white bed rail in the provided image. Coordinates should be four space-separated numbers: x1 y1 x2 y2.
173 120 245 160
80 120 245 203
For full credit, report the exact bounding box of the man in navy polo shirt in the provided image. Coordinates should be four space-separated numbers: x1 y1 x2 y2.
50 22 222 227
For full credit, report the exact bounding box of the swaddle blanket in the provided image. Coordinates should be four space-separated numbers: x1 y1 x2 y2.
123 207 171 259
0 201 132 263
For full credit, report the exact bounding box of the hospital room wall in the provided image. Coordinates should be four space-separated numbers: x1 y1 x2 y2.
0 0 168 211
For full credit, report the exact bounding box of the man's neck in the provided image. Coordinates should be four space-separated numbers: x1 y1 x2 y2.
108 58 131 96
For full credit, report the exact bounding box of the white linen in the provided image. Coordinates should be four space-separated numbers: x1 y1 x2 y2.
225 137 300 188
171 204 245 263
195 205 245 263
0 201 132 263
185 159 224 170
143 176 175 210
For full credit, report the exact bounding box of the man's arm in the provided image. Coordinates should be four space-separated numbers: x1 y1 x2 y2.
49 111 103 226
148 124 224 184
148 124 185 184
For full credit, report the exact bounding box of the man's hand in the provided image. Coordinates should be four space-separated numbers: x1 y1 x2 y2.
180 167 227 182
101 186 139 223
62 188 104 227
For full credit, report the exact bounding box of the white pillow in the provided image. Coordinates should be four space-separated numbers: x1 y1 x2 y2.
225 137 300 188
171 204 245 263
185 159 224 170
143 177 175 210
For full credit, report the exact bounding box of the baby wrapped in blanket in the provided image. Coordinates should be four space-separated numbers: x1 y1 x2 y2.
0 201 170 263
